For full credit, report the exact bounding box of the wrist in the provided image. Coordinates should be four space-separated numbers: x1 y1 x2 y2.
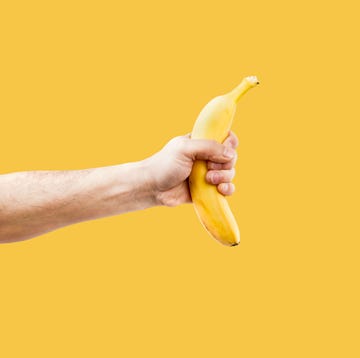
132 159 159 208
83 160 158 219
110 160 159 212
137 158 162 207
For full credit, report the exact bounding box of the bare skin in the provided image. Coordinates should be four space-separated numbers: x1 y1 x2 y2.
0 132 238 243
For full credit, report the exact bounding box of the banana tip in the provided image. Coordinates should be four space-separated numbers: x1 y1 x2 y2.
247 75 260 85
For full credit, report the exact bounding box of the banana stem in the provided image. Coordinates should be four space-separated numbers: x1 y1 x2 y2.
229 76 259 103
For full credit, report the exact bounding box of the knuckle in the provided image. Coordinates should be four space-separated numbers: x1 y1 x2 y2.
210 139 221 150
168 136 182 147
216 171 222 182
171 136 188 151
210 171 220 183
208 139 218 146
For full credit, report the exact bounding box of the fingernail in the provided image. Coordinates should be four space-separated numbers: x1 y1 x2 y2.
223 147 235 158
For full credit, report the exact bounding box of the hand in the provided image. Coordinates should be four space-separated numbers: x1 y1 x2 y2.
145 132 239 207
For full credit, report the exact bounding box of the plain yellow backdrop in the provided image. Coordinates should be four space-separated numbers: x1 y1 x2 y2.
1 0 359 357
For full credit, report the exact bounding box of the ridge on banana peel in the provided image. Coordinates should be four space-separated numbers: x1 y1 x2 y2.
189 76 259 246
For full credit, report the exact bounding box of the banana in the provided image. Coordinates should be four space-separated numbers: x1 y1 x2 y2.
189 76 259 246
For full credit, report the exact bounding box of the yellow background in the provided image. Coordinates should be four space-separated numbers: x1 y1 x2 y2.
1 0 359 357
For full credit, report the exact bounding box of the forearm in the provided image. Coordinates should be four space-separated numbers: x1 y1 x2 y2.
0 161 156 243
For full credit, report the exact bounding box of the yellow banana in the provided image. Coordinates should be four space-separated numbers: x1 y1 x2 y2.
189 76 259 246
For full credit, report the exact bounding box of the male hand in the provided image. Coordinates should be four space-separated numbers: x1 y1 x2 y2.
146 131 239 207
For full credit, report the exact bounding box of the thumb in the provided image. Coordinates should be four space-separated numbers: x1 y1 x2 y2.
183 138 236 163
